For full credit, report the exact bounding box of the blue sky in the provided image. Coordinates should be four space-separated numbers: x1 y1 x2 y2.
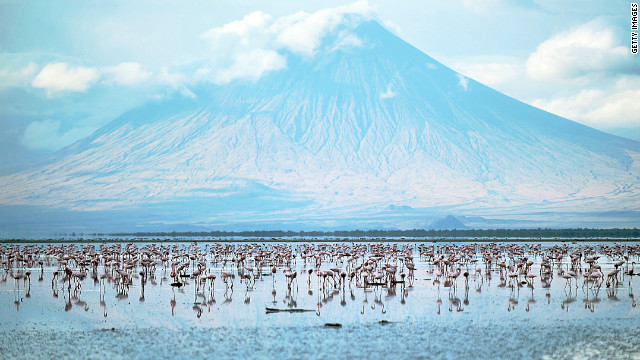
1 0 638 172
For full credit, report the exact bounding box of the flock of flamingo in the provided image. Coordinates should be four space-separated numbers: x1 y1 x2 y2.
1 241 638 317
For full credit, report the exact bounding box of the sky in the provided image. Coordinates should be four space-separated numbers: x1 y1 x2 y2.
0 0 638 173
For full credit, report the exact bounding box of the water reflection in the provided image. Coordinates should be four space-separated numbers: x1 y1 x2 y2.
561 287 577 311
0 241 639 323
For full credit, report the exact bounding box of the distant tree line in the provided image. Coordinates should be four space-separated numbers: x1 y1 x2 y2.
107 228 640 239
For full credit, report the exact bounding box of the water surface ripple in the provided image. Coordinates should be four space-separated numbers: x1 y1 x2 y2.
1 241 639 359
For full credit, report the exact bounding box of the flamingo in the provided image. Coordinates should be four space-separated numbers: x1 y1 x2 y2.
449 267 461 289
463 270 470 289
562 273 574 288
606 269 619 287
526 272 536 287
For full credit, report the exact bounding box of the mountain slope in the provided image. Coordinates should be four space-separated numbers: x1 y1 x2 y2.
1 19 639 233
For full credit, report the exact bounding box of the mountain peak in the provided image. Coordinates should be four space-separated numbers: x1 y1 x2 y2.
429 215 468 230
1 18 639 234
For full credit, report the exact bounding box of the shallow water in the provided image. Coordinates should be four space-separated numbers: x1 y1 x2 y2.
1 241 639 360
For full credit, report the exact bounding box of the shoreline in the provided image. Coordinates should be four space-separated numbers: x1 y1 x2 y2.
1 237 640 244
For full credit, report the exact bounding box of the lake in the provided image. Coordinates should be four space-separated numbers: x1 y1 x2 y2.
1 240 639 359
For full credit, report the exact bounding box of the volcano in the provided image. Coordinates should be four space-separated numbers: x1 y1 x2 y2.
1 17 639 234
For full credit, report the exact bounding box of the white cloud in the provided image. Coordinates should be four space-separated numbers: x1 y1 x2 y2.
380 19 402 37
526 20 632 82
215 49 286 84
457 73 469 91
21 119 96 151
158 67 186 88
379 84 396 99
203 11 274 50
531 77 640 129
32 62 100 92
0 62 38 88
6 59 151 93
200 1 373 84
456 61 523 87
193 67 213 82
155 67 196 99
532 90 601 122
587 90 640 127
103 62 151 86
522 20 640 131
273 2 372 56
330 31 363 52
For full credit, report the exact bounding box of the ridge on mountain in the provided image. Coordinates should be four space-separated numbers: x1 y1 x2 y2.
1 17 639 235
